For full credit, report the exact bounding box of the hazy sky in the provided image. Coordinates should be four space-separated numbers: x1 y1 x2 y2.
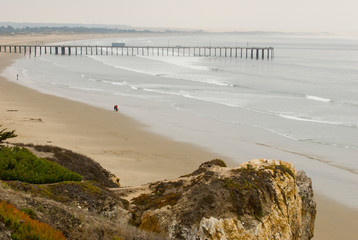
1 0 357 32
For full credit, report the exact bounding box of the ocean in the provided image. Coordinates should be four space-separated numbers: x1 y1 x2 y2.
2 32 358 208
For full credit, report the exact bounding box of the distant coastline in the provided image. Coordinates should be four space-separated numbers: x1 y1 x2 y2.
0 23 204 36
2 22 357 38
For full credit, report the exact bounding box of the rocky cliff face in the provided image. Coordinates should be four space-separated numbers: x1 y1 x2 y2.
121 159 316 240
1 143 316 239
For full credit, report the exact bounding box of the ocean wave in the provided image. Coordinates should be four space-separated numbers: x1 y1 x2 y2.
86 56 155 76
139 88 239 107
253 126 302 141
230 124 358 169
111 81 128 86
142 88 183 97
138 55 210 71
68 86 106 92
101 80 128 86
82 75 128 87
305 95 331 102
114 65 156 76
201 78 231 86
130 85 139 90
304 139 358 151
116 64 231 87
179 92 239 108
277 113 356 128
88 55 232 87
170 75 232 87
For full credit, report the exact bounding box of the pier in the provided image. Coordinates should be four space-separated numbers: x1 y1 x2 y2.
0 45 274 60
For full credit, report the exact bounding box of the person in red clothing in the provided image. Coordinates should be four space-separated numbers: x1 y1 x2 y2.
114 105 118 112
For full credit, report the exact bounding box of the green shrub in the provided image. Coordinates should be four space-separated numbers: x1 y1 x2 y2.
0 146 82 184
0 201 66 240
20 208 37 219
0 126 17 144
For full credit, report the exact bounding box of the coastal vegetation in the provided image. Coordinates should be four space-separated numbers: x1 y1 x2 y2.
0 146 82 184
0 201 65 240
0 126 17 144
0 127 165 239
0 126 81 184
0 126 316 239
24 144 120 188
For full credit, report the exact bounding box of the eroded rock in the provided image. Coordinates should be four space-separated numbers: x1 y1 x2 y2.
124 159 316 240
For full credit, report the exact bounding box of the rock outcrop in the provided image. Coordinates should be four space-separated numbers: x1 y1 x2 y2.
121 159 316 240
1 141 316 240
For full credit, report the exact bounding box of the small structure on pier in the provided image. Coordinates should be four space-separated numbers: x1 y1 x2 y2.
112 42 125 47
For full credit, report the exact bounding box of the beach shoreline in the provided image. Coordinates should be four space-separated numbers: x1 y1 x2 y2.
1 34 358 239
0 51 229 187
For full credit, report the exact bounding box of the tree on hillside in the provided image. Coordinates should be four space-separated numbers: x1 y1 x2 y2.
0 126 17 144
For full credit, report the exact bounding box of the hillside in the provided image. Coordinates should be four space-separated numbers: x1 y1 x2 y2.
0 128 316 239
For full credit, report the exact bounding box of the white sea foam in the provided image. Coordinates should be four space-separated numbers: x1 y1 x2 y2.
203 78 230 86
111 81 128 86
140 88 238 107
277 113 354 127
130 85 139 90
305 95 331 102
139 55 210 71
142 88 184 97
87 56 163 77
87 55 231 87
68 86 106 92
113 65 162 76
101 80 128 86
255 126 301 141
179 92 240 108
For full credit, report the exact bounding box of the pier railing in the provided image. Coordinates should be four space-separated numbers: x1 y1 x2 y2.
0 45 274 60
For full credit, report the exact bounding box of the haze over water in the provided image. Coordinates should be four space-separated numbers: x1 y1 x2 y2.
3 32 358 208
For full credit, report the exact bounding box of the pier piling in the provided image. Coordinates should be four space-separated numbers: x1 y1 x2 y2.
1 44 274 60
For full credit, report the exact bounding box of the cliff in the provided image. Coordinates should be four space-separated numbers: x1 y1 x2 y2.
0 143 316 239
120 159 316 240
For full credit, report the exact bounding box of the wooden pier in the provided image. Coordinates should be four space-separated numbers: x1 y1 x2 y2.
0 45 274 59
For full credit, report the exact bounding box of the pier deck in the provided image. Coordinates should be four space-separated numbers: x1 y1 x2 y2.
0 45 274 59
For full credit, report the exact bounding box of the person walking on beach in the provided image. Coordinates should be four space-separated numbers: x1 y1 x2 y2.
17 74 18 80
114 105 118 112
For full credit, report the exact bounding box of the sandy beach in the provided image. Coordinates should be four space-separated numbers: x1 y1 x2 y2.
1 34 358 239
0 52 227 187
